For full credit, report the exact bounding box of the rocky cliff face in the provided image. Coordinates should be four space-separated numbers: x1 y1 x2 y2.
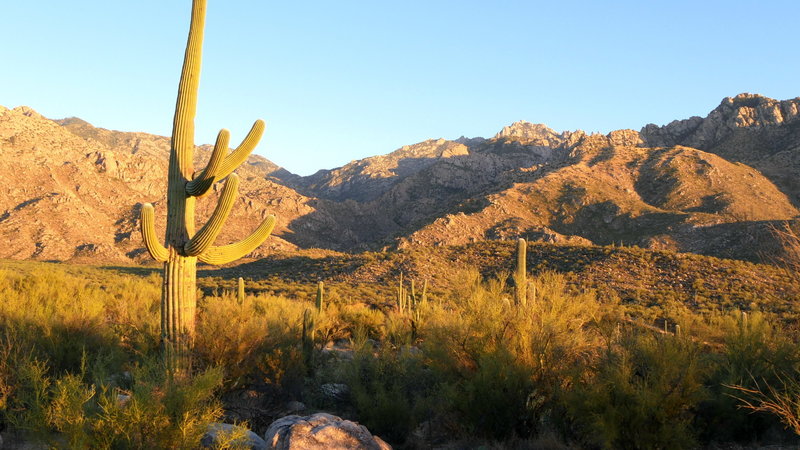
1 93 798 264
641 93 800 149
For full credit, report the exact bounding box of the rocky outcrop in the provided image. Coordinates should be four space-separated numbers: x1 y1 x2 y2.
640 93 800 149
264 413 391 450
608 129 644 147
494 121 568 147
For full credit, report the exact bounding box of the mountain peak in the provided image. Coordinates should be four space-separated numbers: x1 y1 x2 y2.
495 121 557 139
712 92 800 126
57 117 92 127
11 106 43 119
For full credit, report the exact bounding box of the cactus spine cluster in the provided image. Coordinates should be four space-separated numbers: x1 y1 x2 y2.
515 238 528 306
139 0 275 375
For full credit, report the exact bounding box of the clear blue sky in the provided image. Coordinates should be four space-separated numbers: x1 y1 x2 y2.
2 1 798 175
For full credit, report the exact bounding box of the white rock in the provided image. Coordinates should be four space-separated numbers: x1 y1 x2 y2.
264 413 391 450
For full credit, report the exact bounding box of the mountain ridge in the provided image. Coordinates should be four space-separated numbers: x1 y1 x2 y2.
1 93 798 263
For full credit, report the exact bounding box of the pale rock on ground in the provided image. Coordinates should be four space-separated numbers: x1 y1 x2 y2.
263 413 391 450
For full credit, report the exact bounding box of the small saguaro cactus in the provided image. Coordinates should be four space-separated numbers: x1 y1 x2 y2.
237 277 245 304
139 0 276 375
316 281 324 313
397 272 407 313
514 238 528 307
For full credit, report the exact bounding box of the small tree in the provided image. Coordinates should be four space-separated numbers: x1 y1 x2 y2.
139 0 275 376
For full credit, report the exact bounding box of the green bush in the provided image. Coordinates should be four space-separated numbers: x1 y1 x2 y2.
422 270 605 439
698 311 800 442
567 330 708 449
195 292 305 386
6 354 224 449
339 345 438 444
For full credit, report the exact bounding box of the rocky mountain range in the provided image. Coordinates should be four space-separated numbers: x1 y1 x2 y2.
1 93 798 264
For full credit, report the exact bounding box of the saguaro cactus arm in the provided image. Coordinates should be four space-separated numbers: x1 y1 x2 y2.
184 173 241 256
216 119 266 180
197 214 276 265
186 129 230 197
140 203 168 262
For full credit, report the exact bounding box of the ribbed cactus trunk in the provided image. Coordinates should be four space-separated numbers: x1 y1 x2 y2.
139 0 276 377
515 238 527 307
315 281 324 313
162 255 197 374
161 0 205 377
237 277 245 304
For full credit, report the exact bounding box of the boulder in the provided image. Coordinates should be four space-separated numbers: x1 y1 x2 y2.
264 413 391 449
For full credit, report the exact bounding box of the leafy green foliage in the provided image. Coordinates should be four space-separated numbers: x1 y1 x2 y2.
567 331 708 449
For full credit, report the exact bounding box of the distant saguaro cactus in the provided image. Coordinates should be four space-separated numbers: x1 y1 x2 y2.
316 281 324 313
237 277 245 305
515 238 527 306
397 272 407 313
139 0 275 375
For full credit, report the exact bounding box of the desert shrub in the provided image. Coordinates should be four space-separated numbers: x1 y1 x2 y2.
384 309 414 347
195 292 305 386
337 303 386 341
257 346 306 397
5 351 224 449
91 363 224 449
697 311 800 442
312 303 350 344
728 370 800 436
0 264 161 375
340 344 439 444
444 348 535 439
567 329 708 449
422 270 605 439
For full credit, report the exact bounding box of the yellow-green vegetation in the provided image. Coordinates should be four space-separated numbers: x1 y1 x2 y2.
1 251 799 448
210 241 800 321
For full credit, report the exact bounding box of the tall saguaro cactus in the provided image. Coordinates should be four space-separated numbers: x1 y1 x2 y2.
139 0 276 375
